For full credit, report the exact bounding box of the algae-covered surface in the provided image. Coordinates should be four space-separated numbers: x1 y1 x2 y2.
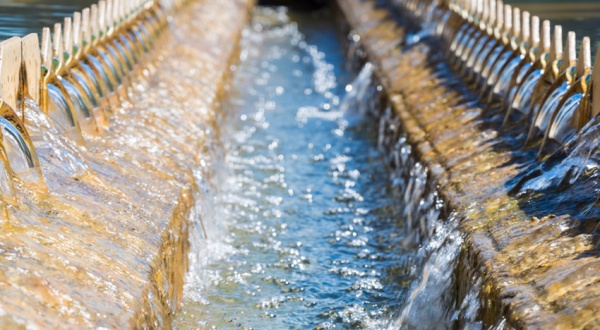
338 0 600 328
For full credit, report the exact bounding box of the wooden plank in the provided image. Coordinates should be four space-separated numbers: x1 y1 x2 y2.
592 45 600 117
550 25 562 63
21 34 41 105
41 27 52 72
63 17 73 61
0 37 22 112
82 7 92 46
98 1 107 37
106 0 114 29
541 19 551 53
576 37 591 77
561 31 576 71
52 23 64 72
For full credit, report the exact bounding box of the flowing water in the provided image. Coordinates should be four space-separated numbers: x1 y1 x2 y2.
173 7 462 329
0 0 96 41
6 0 600 328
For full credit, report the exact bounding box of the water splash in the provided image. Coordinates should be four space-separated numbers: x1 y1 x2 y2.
340 62 374 116
390 214 462 329
517 116 600 193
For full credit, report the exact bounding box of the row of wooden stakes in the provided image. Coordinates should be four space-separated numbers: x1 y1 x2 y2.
0 0 189 202
397 0 600 160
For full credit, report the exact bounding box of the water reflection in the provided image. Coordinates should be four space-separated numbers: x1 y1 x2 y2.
0 0 96 41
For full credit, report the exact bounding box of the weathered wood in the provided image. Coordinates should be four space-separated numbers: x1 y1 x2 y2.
64 17 73 62
530 16 539 48
562 31 577 72
73 12 82 50
82 8 92 47
106 0 114 30
576 36 591 77
21 34 41 107
511 7 520 44
549 24 562 63
41 27 52 74
98 1 107 38
520 11 530 45
541 20 550 54
592 45 600 117
0 37 22 112
502 5 511 43
91 4 99 41
52 23 64 73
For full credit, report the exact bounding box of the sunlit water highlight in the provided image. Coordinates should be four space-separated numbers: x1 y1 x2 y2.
172 7 464 329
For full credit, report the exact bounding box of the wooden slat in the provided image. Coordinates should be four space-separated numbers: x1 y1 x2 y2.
21 33 41 105
0 37 22 111
592 45 600 117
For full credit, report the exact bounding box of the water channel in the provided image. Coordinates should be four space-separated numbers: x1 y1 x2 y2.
0 0 597 328
172 6 461 329
0 0 96 41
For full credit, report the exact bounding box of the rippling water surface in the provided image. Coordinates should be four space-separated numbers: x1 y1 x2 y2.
0 0 96 41
174 7 434 329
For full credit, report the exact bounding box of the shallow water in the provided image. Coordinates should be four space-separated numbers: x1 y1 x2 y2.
173 7 445 329
0 0 96 41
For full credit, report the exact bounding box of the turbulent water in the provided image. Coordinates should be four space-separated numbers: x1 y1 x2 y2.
171 7 464 329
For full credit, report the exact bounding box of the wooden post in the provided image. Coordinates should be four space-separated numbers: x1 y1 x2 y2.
82 8 92 49
0 38 22 112
521 11 530 47
73 12 82 60
63 17 73 67
40 27 51 112
592 45 600 117
21 34 41 121
541 20 550 55
511 7 520 45
576 37 591 78
561 31 576 72
493 1 502 40
98 1 107 39
502 5 511 44
549 25 562 64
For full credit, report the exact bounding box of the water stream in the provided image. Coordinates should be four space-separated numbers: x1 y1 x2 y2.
169 6 453 329
169 6 471 329
0 0 597 328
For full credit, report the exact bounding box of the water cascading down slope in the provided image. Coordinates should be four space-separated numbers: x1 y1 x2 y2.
2 0 600 327
336 0 600 328
0 0 252 327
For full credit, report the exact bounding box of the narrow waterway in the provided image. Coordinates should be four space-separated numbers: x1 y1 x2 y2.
174 7 442 329
0 0 96 41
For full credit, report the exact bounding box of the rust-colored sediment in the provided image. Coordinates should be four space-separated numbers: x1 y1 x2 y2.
338 0 600 328
0 0 252 328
